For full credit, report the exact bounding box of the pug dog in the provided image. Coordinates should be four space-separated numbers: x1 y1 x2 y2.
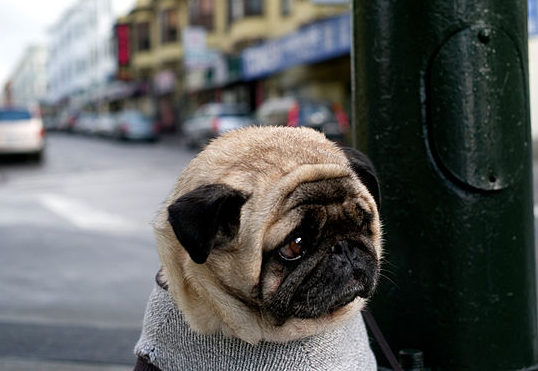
134 126 382 371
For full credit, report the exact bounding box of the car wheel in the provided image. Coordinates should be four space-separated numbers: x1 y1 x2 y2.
29 150 44 163
185 137 198 149
113 129 124 141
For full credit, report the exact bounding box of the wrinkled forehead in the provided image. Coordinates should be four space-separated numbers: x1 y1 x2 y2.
281 177 357 212
262 174 373 252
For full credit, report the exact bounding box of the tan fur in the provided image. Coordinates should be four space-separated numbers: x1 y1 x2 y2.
153 126 382 344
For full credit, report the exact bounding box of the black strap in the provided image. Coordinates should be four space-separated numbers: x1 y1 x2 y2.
362 309 403 371
134 356 162 371
155 267 169 290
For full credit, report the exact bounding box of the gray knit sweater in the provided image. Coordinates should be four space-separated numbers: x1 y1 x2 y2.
134 284 377 371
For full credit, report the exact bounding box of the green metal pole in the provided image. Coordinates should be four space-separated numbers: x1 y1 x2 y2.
352 1 538 370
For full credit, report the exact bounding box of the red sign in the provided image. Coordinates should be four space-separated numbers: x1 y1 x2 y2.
116 24 130 67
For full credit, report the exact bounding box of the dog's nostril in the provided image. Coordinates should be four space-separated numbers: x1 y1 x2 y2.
331 241 345 254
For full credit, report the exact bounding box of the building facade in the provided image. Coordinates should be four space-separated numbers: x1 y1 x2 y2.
46 0 116 107
8 45 48 108
115 0 351 131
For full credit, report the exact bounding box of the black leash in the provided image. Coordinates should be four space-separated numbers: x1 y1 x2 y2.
362 309 404 371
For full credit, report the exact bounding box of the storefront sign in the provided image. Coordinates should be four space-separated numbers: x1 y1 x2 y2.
241 13 350 80
183 26 219 68
116 24 130 67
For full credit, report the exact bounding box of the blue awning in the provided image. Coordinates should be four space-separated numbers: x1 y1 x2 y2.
241 12 351 80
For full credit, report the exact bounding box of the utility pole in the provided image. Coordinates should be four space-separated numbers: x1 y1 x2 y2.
352 1 538 369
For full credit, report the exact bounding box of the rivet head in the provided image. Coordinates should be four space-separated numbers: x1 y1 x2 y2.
478 29 491 43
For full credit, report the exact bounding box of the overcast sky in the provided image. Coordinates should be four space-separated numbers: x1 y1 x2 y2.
0 0 136 89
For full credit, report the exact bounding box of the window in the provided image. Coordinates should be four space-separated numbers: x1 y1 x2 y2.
228 0 263 23
281 0 292 16
161 8 178 44
245 0 263 15
136 22 151 51
189 0 214 30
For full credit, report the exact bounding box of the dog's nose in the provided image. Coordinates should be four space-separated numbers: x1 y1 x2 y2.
331 240 375 270
332 240 364 260
331 241 359 267
331 241 345 255
330 240 378 298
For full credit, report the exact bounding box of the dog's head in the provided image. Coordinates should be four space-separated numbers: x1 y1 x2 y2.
154 127 382 343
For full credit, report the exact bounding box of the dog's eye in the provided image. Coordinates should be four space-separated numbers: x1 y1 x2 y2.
278 237 305 261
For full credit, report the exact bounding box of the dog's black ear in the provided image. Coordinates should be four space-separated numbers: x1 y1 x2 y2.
342 147 381 210
167 184 248 264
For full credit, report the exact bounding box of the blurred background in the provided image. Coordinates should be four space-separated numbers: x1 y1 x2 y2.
0 0 537 370
0 0 353 146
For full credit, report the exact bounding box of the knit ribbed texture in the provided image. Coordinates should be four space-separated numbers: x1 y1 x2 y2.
134 285 377 371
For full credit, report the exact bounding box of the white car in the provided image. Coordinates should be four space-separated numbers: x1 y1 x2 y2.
183 103 253 148
0 107 45 161
95 112 118 137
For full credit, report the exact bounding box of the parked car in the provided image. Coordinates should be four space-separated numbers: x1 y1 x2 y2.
183 103 253 148
255 97 349 143
42 114 60 131
0 107 45 161
114 109 158 141
75 112 98 135
95 112 118 137
57 110 79 132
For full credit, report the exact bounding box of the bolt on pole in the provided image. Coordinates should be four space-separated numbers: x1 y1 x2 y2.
352 0 538 369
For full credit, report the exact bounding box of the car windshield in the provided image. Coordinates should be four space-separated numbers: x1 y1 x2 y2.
122 111 148 124
220 111 249 117
299 102 336 124
198 104 249 117
219 106 249 116
0 109 32 122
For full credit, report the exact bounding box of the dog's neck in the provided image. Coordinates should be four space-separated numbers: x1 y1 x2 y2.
157 267 260 311
135 276 377 371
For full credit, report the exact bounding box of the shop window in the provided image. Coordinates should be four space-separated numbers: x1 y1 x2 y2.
161 8 179 44
228 0 264 23
189 0 214 31
136 22 151 51
281 0 293 16
245 0 263 15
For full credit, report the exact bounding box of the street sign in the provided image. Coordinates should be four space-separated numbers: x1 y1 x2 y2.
183 27 219 68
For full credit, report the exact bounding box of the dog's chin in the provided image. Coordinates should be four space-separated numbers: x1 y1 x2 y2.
287 288 370 321
326 295 367 319
265 290 369 331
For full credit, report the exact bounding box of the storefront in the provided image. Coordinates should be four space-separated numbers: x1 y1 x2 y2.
241 12 352 110
184 53 248 114
153 69 179 133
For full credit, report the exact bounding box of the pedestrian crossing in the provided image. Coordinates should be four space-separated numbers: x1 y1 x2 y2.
37 193 140 233
0 191 151 236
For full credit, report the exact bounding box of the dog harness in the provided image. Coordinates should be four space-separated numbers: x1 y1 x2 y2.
134 275 377 371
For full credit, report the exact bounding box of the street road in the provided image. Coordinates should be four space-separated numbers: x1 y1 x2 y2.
0 133 197 369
